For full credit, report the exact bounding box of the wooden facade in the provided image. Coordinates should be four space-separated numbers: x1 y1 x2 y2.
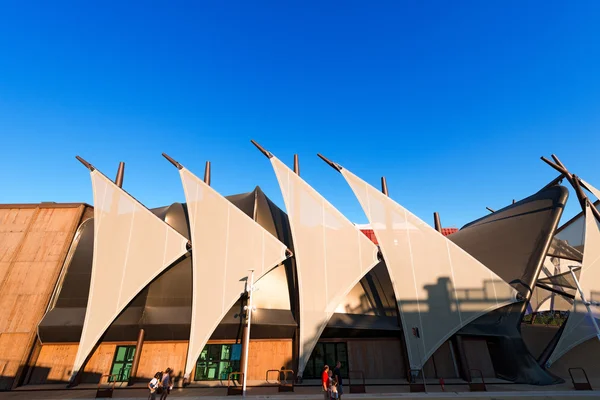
0 204 89 390
346 339 404 379
28 339 292 384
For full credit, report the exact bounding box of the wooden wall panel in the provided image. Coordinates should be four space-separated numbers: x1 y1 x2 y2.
347 339 404 379
82 343 118 383
29 343 78 384
423 340 459 379
549 337 600 381
0 209 37 289
246 340 292 380
30 343 119 384
463 338 495 378
0 205 85 388
0 333 30 389
136 342 188 381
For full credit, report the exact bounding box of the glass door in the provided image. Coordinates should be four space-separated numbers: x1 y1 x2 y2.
109 345 136 382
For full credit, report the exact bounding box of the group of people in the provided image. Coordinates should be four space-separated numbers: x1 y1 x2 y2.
147 367 174 400
321 361 343 400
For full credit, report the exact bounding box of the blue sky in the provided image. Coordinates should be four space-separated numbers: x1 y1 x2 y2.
1 1 599 228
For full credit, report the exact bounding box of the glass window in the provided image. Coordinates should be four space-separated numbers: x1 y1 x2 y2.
195 344 241 381
304 342 348 379
109 345 136 382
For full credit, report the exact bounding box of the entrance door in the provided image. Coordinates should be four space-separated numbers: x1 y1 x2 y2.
109 346 136 382
304 342 349 379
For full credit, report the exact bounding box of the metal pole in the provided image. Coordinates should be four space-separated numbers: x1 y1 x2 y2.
204 161 211 185
242 269 255 397
293 154 299 175
568 266 600 341
381 177 389 196
115 162 125 188
433 212 442 233
128 328 145 385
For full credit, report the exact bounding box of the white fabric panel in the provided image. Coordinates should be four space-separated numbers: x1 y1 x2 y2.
548 205 600 365
180 168 288 377
340 168 518 371
269 157 379 377
72 170 188 378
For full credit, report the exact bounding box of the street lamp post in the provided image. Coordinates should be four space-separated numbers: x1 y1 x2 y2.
242 269 256 397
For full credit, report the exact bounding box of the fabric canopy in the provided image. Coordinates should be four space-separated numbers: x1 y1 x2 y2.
537 267 581 291
72 170 189 379
268 156 380 377
548 202 600 365
179 167 288 378
339 167 518 371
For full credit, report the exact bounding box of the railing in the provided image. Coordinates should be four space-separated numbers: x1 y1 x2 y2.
568 367 592 390
468 369 486 392
96 374 117 398
348 370 366 393
409 369 426 392
265 369 294 392
226 372 243 396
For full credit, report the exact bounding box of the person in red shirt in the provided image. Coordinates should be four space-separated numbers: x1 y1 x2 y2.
321 365 330 400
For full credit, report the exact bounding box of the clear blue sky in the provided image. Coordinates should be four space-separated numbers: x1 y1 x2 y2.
1 1 599 228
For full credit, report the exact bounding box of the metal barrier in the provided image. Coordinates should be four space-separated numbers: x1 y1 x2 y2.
265 369 294 392
265 369 280 384
568 367 593 390
409 369 426 393
96 374 117 398
227 372 244 396
348 370 366 393
468 369 486 392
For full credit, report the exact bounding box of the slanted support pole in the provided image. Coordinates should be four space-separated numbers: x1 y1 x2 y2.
76 156 95 171
317 153 342 172
568 264 600 341
204 161 211 186
381 177 389 196
541 155 600 223
128 328 145 385
433 212 442 233
115 162 125 188
486 207 495 213
251 140 273 159
293 154 299 175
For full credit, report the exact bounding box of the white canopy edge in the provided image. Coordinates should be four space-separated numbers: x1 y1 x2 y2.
339 166 518 371
268 156 380 377
71 169 189 379
180 167 288 378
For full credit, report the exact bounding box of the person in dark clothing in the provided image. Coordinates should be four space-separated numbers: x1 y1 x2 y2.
333 361 343 400
160 368 173 400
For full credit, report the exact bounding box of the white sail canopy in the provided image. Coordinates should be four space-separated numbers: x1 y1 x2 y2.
548 203 600 365
269 156 379 376
179 167 288 378
339 167 518 371
72 170 189 379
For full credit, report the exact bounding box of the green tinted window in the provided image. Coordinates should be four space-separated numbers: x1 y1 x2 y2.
195 344 241 381
108 346 136 382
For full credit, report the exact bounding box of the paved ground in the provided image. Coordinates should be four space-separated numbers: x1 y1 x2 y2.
2 385 600 400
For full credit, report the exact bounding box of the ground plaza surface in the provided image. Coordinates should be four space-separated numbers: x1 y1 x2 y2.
2 384 600 400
